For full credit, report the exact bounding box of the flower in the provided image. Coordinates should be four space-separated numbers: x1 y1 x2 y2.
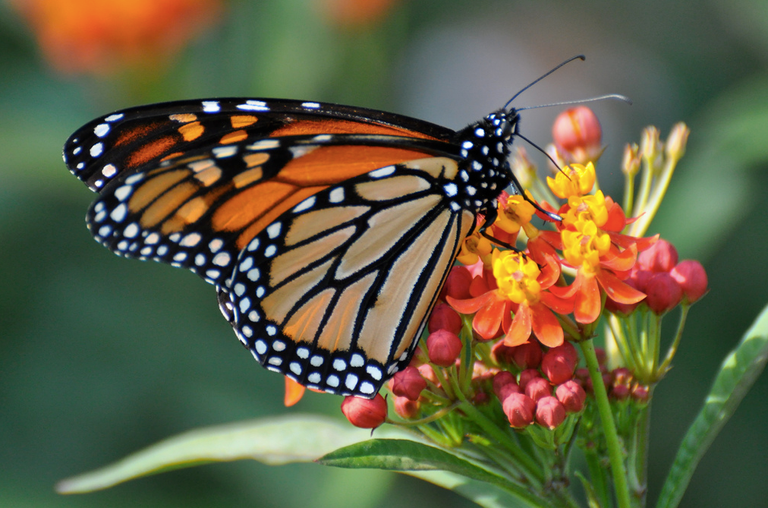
535 396 566 429
389 366 427 401
503 393 536 428
447 247 571 348
541 342 579 385
426 329 463 367
11 0 221 75
556 380 586 413
671 260 708 303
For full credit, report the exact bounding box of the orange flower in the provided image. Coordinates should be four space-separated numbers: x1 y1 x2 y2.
11 0 221 74
549 174 652 324
448 250 571 348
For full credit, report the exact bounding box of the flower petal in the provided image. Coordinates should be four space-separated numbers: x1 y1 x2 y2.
474 294 507 339
504 303 532 346
574 271 601 324
596 269 647 304
540 290 575 315
600 243 637 272
446 291 495 315
530 303 564 348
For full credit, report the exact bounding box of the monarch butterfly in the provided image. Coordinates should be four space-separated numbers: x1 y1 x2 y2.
63 61 578 399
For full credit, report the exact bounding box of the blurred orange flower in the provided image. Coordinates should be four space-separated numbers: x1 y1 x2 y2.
319 0 400 26
10 0 222 74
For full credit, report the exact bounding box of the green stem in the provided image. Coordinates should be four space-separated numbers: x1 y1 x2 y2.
448 375 545 486
584 447 611 508
580 339 632 508
657 305 690 378
628 395 653 506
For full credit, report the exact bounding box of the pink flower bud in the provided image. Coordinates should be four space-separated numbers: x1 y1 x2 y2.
502 393 536 428
493 371 516 395
426 329 463 367
497 381 521 401
525 376 552 402
518 368 541 391
341 394 387 429
556 380 586 413
389 366 426 401
671 260 708 303
535 396 567 429
394 396 420 419
541 342 579 385
552 106 603 163
440 265 472 300
510 342 543 369
644 272 683 314
638 239 678 273
611 383 630 400
428 303 462 335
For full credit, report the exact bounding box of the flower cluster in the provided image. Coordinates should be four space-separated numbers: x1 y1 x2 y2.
338 107 705 457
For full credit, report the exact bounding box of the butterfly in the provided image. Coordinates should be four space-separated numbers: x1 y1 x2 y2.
63 89 551 398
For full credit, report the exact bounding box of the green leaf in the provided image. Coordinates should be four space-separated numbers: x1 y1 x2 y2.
656 304 768 508
319 439 550 508
56 414 376 494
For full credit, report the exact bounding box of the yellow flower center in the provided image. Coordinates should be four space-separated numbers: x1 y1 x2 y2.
547 162 596 199
492 249 542 304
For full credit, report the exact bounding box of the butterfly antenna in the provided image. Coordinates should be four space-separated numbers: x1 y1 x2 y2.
503 55 586 110
516 93 632 113
514 132 564 173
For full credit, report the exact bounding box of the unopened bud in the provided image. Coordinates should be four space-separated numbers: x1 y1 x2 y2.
541 342 579 384
341 394 387 429
518 368 542 391
552 106 603 164
503 393 536 428
671 260 708 304
389 366 426 401
556 380 586 413
426 329 463 367
394 396 420 419
665 123 690 163
535 396 566 429
510 342 543 370
525 377 552 403
428 303 463 335
638 239 679 273
644 272 683 315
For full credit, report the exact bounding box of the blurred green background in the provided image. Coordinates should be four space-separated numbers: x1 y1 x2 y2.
1 0 767 506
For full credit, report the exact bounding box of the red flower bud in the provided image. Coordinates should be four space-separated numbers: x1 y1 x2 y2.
535 396 566 429
594 347 607 367
389 366 426 401
426 329 463 367
502 393 536 428
556 380 586 413
440 265 472 300
644 272 683 314
497 381 521 401
541 342 579 385
394 396 420 419
638 239 678 273
428 303 463 335
518 368 541 391
552 106 603 163
510 342 543 369
525 376 552 403
493 371 516 394
611 383 630 400
341 394 387 429
671 260 708 303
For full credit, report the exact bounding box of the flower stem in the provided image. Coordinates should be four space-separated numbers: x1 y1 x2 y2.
580 339 632 508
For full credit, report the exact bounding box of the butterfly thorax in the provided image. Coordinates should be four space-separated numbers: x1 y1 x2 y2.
453 108 519 212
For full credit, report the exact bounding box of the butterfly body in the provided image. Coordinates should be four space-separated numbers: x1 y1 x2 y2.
63 98 521 397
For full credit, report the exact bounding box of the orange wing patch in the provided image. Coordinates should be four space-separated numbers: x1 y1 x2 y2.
269 119 439 140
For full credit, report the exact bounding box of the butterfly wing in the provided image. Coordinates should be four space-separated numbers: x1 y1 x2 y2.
223 157 475 397
63 99 479 396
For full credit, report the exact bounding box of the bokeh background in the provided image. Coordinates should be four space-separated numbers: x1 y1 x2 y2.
2 0 767 506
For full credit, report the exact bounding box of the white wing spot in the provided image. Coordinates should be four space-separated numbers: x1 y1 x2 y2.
114 185 132 201
310 355 324 367
239 257 253 272
272 340 286 351
350 354 364 367
247 139 280 150
329 188 345 203
333 359 347 371
327 375 340 388
209 238 223 252
443 183 458 197
195 253 206 266
255 340 267 355
297 347 310 359
370 165 395 179
308 373 321 383
301 102 320 109
366 366 383 380
213 252 231 267
237 100 269 111
123 223 139 238
290 362 302 375
359 382 375 395
293 196 316 213
247 268 260 281
266 325 277 336
181 233 202 247
94 124 110 137
344 374 359 390
266 222 281 239
268 357 283 366
264 245 277 258
90 143 104 157
173 252 187 262
110 203 127 222
213 146 238 158
202 101 221 113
